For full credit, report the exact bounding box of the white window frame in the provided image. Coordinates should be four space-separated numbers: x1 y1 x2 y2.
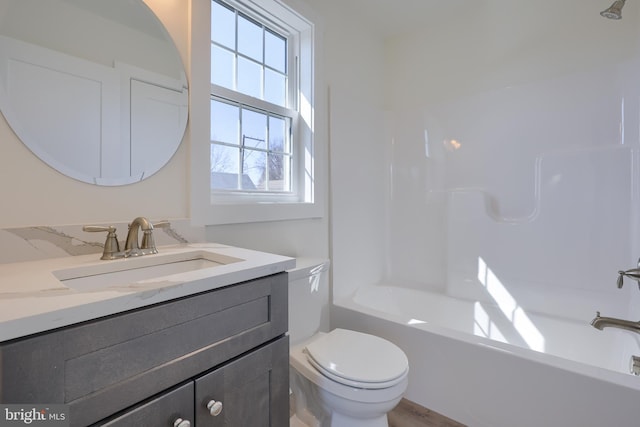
190 0 320 225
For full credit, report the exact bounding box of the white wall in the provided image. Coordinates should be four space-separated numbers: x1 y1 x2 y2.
301 0 388 300
384 0 640 319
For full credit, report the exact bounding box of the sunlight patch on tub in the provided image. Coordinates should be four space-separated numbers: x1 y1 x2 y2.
473 302 507 343
477 257 545 352
407 318 427 325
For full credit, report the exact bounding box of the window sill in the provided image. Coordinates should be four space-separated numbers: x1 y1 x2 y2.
193 201 322 225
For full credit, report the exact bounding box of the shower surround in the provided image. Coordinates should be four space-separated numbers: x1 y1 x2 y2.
383 0 640 306
330 0 640 425
388 3 640 326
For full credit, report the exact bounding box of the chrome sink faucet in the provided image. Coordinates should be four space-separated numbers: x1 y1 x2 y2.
125 217 169 257
125 216 153 257
84 218 170 260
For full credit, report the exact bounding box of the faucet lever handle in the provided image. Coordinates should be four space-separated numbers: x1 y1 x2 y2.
618 271 625 288
83 225 123 260
617 268 640 290
83 225 115 233
139 220 170 253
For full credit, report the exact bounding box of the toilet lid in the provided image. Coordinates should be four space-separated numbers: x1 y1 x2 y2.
304 329 408 388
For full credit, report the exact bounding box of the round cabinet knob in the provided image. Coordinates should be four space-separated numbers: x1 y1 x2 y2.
173 418 191 427
207 400 223 416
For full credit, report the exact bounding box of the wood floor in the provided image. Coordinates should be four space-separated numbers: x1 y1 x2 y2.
291 396 465 427
388 399 466 427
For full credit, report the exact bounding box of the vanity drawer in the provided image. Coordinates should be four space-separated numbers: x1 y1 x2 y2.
0 272 287 427
97 382 194 427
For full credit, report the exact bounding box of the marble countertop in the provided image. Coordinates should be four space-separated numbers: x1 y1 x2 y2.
0 243 295 342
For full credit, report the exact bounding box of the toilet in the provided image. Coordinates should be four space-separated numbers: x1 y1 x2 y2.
288 259 409 427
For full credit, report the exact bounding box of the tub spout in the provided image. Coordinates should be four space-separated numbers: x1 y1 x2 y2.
591 311 640 334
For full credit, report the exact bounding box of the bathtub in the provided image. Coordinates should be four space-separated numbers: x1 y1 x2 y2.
331 285 640 427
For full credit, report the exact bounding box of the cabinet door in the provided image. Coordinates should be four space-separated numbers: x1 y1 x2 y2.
97 382 194 427
195 337 289 427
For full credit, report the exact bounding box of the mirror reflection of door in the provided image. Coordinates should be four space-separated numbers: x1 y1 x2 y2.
0 0 188 185
130 79 188 180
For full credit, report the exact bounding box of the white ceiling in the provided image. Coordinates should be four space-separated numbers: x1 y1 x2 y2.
343 0 471 38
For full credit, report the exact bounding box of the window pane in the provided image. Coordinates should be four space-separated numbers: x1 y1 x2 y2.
211 1 235 49
211 100 239 144
211 145 240 189
237 57 262 99
269 116 287 153
268 152 290 191
242 109 267 150
238 15 262 62
265 30 286 73
211 45 235 89
264 69 286 107
242 148 266 189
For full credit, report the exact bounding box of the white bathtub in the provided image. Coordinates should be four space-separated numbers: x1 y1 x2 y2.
332 285 640 427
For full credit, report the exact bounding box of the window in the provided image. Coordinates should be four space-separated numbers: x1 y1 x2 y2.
209 0 311 207
191 0 318 225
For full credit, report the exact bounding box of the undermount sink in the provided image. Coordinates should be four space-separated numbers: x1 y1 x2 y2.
53 250 243 291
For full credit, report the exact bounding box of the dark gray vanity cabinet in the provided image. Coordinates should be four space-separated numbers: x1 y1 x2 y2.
100 338 288 427
0 272 289 427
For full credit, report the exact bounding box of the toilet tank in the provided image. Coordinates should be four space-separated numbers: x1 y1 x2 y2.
287 258 330 345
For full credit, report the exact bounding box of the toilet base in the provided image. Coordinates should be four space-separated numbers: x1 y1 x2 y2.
290 364 404 427
330 412 389 427
289 410 390 427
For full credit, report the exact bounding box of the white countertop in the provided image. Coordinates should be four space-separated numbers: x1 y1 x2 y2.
0 243 295 342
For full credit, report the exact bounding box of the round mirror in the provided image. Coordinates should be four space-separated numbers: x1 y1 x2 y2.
0 0 188 185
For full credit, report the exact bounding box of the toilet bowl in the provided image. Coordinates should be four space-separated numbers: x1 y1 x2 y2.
287 258 409 427
290 329 409 427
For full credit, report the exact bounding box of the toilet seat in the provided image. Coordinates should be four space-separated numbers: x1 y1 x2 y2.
304 328 408 389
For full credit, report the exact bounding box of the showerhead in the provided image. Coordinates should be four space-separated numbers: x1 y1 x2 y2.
601 0 626 19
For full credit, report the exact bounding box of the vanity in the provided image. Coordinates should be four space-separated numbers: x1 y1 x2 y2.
0 244 295 426
0 0 293 422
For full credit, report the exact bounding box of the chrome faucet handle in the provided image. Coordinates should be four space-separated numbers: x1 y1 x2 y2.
617 268 640 290
83 225 124 260
139 220 170 254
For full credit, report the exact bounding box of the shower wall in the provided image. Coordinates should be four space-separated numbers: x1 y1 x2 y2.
383 0 640 318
